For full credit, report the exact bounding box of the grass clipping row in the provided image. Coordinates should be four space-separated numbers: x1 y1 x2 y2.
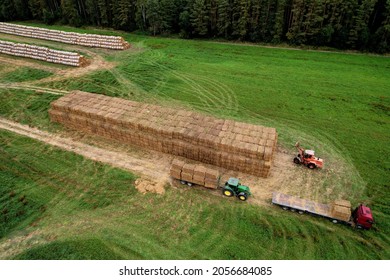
49 91 278 177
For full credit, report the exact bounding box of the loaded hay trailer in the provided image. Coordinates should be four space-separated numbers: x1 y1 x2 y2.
272 192 374 229
170 159 251 201
170 159 220 189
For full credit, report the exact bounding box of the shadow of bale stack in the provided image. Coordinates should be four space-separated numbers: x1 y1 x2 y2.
0 22 130 50
49 91 278 177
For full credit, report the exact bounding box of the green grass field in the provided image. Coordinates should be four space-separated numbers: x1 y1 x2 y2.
0 22 389 259
0 67 53 83
0 131 387 260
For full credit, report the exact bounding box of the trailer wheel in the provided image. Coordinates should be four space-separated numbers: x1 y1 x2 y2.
332 219 338 224
298 211 304 214
282 207 289 210
356 224 363 229
180 180 186 185
187 182 193 187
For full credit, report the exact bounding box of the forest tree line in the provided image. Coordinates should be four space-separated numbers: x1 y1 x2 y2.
0 0 389 53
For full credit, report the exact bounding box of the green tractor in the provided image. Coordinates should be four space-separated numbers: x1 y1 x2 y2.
222 177 251 201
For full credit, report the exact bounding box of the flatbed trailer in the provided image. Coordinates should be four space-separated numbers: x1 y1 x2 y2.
272 192 338 218
272 192 374 229
272 192 351 223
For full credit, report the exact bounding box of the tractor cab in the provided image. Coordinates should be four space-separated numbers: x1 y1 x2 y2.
353 205 374 229
222 177 251 201
304 150 315 159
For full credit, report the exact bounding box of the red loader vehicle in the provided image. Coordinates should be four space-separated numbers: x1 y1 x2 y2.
293 142 324 169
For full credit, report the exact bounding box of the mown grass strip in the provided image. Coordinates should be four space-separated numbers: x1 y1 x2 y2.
0 67 53 83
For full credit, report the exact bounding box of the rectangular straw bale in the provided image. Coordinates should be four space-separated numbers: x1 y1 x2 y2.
181 172 193 182
264 147 273 161
332 205 351 221
192 174 205 186
194 165 206 177
204 178 218 189
182 163 195 175
205 169 219 180
170 169 182 180
333 200 351 208
266 139 274 147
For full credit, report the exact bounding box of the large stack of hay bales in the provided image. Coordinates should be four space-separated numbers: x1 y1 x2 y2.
49 91 278 177
0 40 87 66
0 22 130 50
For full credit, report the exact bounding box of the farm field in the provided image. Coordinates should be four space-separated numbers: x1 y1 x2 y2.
0 22 389 260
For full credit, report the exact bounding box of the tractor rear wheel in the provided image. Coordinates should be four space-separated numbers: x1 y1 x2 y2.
222 189 234 197
238 192 248 201
293 157 301 164
307 163 316 169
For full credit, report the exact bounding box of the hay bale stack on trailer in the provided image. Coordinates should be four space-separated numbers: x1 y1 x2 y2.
169 159 250 201
170 159 220 188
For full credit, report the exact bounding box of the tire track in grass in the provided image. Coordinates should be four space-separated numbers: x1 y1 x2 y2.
153 66 235 114
0 83 68 95
120 54 219 110
255 215 281 259
95 203 195 259
269 215 290 258
194 75 240 113
168 200 233 258
0 141 105 210
107 55 216 110
142 49 240 114
129 50 239 114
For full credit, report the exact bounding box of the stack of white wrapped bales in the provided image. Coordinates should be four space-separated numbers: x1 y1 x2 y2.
0 40 86 67
0 22 130 50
